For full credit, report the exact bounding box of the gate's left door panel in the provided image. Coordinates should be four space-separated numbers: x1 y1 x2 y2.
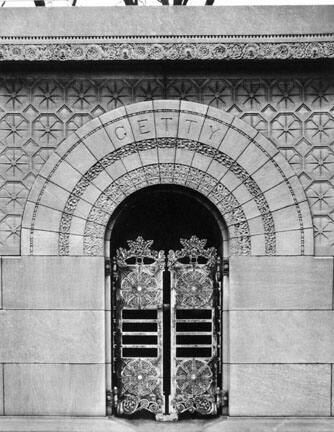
113 237 165 417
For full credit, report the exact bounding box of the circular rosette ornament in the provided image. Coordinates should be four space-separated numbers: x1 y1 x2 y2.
121 271 160 308
176 359 213 397
175 270 212 308
122 359 159 397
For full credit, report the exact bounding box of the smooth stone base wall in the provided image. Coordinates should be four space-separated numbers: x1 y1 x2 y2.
0 256 106 416
229 256 333 310
4 364 105 416
228 310 334 363
2 257 104 310
228 364 331 416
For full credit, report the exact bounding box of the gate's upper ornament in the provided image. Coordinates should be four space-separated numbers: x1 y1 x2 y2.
21 100 313 256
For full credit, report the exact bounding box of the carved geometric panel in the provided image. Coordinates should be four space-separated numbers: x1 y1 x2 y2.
0 75 331 255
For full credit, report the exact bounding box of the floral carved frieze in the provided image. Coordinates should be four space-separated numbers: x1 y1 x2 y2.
0 38 334 62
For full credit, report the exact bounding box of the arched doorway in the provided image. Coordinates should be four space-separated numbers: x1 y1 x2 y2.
20 99 313 421
108 185 224 420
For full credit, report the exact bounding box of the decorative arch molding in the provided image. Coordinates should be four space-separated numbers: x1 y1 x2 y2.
21 100 313 256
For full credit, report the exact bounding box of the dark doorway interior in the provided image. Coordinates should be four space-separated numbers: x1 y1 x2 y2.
109 184 223 256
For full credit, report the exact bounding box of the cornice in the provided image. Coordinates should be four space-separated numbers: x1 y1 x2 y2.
0 34 333 61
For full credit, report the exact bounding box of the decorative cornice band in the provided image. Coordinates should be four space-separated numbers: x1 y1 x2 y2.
0 39 334 62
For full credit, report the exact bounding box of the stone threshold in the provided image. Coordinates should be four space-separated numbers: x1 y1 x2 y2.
0 416 334 432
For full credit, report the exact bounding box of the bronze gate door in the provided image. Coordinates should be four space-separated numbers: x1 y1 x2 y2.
112 236 222 421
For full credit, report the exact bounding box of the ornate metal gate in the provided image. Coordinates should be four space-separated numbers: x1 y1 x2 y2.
112 236 222 421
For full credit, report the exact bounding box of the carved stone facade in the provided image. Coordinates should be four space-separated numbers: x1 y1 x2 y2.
0 75 331 255
1 6 334 430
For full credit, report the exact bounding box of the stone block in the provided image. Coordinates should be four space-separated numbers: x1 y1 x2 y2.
178 102 207 141
74 116 102 141
49 160 82 193
80 121 115 161
68 234 85 255
31 205 62 233
174 147 193 166
4 364 105 416
229 364 331 416
299 200 313 229
39 151 63 179
304 227 315 256
80 182 105 206
229 310 334 363
2 256 104 310
121 152 142 172
236 141 269 175
254 133 279 158
264 181 296 211
28 230 59 255
191 152 212 172
154 100 180 137
230 256 333 310
99 106 127 125
275 229 303 255
252 159 284 191
247 216 265 236
139 148 159 166
54 134 80 161
219 127 252 161
199 115 230 149
231 117 259 141
206 159 228 180
103 114 134 149
36 181 71 214
238 197 261 219
65 142 97 175
219 170 243 194
90 170 112 192
272 205 301 232
0 364 2 415
273 151 296 181
127 105 156 142
20 228 31 256
0 310 104 363
105 159 127 180
249 234 266 255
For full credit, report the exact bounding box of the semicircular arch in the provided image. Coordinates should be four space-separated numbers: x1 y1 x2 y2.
21 100 313 256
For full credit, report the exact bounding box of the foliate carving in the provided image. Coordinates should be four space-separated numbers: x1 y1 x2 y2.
1 40 334 62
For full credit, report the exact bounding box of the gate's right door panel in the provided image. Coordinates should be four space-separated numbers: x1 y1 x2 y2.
168 236 221 417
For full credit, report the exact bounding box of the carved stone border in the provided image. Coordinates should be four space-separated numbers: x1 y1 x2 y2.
1 37 334 61
81 163 251 257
